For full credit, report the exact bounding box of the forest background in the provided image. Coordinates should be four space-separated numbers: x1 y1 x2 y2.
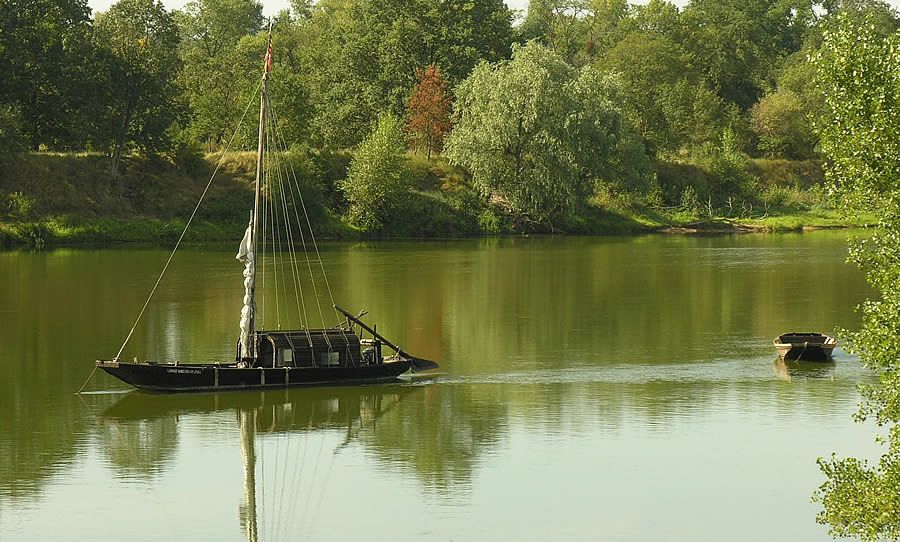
0 0 898 244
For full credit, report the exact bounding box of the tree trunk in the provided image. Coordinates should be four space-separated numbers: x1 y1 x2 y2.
109 141 124 181
109 99 134 182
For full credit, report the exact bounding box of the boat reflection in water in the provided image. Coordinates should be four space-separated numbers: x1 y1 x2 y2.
773 357 836 382
100 385 424 541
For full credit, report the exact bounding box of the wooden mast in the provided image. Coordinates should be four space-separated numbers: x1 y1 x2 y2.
249 29 272 360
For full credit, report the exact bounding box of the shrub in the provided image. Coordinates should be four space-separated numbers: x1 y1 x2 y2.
339 114 411 233
750 90 816 159
7 192 37 221
680 185 701 214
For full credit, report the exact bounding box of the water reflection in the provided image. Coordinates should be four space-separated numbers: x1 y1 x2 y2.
0 234 879 542
97 383 504 540
99 387 421 540
773 358 836 382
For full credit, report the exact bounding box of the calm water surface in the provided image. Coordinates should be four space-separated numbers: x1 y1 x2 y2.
0 233 883 541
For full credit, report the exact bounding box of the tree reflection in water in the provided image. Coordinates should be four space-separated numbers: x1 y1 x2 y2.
97 380 505 540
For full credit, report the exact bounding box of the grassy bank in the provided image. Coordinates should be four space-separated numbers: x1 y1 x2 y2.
0 152 865 248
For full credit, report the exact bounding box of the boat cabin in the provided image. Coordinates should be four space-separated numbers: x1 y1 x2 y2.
245 329 382 368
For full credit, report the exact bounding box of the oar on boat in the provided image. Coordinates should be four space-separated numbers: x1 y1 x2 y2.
334 305 440 371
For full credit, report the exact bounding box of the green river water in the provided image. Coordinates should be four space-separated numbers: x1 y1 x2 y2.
0 232 883 541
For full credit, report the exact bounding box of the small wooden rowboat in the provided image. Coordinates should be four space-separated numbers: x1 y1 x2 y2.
773 332 837 362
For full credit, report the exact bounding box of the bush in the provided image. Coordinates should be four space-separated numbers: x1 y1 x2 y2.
680 185 701 214
750 90 816 159
339 114 411 233
696 127 753 201
477 208 510 234
7 192 37 221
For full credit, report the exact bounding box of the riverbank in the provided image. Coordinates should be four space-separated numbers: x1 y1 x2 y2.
0 152 868 248
0 209 870 248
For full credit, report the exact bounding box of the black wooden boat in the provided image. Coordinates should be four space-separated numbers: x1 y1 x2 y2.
96 33 437 393
98 317 435 392
773 332 837 362
97 329 433 391
97 354 412 392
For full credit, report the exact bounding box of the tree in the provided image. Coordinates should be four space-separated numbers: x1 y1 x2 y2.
811 14 900 541
177 0 263 59
599 33 735 154
680 0 805 110
175 0 265 149
95 0 184 180
301 0 513 149
445 43 646 228
0 0 103 149
630 0 682 38
339 113 410 232
406 65 451 158
0 104 27 157
749 90 816 158
518 0 631 65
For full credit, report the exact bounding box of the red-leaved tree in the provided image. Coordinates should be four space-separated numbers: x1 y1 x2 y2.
406 65 452 158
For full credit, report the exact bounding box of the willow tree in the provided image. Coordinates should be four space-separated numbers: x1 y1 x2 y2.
445 42 646 229
812 14 900 541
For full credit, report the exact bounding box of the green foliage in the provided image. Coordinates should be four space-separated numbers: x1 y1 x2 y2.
599 33 736 154
302 0 513 149
0 0 103 149
680 0 804 110
7 192 37 221
750 90 816 159
178 0 263 58
816 445 900 542
477 208 511 235
679 185 701 214
0 104 27 156
703 128 753 195
812 13 900 211
810 13 900 541
518 0 631 65
630 0 682 38
94 0 185 178
339 114 411 233
175 0 265 149
446 43 648 228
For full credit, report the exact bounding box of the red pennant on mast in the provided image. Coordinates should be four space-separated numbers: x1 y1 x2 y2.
264 38 273 73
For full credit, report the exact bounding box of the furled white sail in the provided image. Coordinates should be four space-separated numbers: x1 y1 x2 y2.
237 212 255 359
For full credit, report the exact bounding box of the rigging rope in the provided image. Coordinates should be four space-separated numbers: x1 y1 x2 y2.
268 102 362 363
265 110 281 330
111 80 263 362
268 115 310 334
269 106 293 333
74 364 98 394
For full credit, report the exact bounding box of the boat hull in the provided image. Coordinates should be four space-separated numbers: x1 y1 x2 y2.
774 344 835 362
97 359 412 392
773 333 837 362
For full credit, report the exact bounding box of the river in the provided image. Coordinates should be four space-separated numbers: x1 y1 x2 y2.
0 232 882 541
